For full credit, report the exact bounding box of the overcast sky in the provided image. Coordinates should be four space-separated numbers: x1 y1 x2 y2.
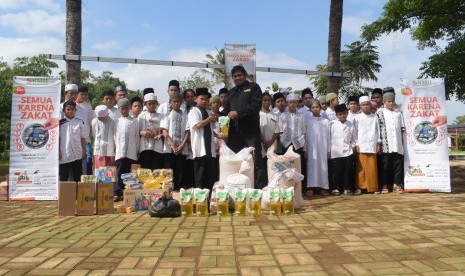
0 0 464 122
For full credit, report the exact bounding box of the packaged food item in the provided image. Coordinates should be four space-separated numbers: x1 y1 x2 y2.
180 188 194 216
282 187 294 215
234 188 247 216
137 168 152 184
269 188 282 216
218 116 230 138
97 166 117 182
81 175 98 183
216 189 229 216
248 189 262 216
194 188 210 217
126 183 143 190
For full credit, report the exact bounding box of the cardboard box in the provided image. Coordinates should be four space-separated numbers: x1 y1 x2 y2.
76 182 95 216
58 181 77 216
114 204 135 213
97 166 117 182
96 182 114 214
123 189 165 211
0 181 8 201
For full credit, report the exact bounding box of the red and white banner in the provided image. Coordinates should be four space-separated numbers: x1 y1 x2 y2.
401 78 451 192
9 76 61 200
224 44 256 87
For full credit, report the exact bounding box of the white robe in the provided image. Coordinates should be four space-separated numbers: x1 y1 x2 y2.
305 114 330 189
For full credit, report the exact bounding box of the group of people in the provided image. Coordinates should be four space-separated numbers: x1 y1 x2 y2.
58 64 405 202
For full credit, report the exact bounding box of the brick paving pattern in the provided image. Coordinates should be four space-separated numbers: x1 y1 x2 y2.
0 161 464 275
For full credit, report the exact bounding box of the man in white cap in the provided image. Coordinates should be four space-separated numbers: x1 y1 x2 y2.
317 95 329 119
353 95 381 195
138 93 164 170
91 105 116 174
114 86 128 108
325 92 339 121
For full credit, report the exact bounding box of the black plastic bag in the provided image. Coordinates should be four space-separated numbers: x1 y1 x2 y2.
148 194 181 218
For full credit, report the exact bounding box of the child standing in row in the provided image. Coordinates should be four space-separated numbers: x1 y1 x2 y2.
329 104 357 195
114 98 139 201
161 92 190 191
377 92 404 193
91 105 116 174
188 88 217 191
354 96 381 195
305 99 331 196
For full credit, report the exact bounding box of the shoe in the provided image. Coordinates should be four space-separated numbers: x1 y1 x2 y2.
343 190 352 195
320 190 330 196
381 186 389 194
331 189 340 196
113 195 123 202
306 190 314 197
354 189 362 195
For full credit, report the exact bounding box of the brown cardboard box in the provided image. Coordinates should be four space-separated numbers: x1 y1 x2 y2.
114 204 135 213
0 181 8 201
58 181 77 216
96 182 114 214
76 182 95 216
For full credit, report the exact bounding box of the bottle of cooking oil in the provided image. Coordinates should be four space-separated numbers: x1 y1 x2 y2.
269 188 282 216
180 188 194 216
216 189 229 216
194 188 209 217
234 188 247 216
248 189 262 216
282 187 295 215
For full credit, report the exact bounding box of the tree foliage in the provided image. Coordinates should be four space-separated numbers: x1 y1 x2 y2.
202 47 227 88
454 115 465 125
309 41 381 101
178 71 217 92
361 0 465 101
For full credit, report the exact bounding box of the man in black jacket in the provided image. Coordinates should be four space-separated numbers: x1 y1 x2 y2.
221 65 267 189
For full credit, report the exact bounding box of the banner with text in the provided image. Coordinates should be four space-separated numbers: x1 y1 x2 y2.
401 78 450 192
9 76 61 200
224 44 256 87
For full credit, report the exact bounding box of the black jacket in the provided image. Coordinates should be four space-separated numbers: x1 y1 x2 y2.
221 80 262 134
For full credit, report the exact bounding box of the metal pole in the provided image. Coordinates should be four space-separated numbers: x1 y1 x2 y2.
456 129 459 160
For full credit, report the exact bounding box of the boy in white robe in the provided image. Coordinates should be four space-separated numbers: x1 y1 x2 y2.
92 105 116 174
304 99 331 196
114 99 139 201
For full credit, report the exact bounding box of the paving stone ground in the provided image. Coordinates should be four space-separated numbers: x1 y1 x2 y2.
0 161 464 276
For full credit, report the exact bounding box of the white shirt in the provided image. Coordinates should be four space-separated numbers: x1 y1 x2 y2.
259 110 279 157
281 111 306 150
330 120 356 158
297 105 310 115
60 102 89 142
59 117 86 164
347 110 361 123
157 102 186 115
326 107 337 121
115 116 139 161
320 110 329 119
160 109 189 155
76 101 94 141
188 107 216 158
138 110 164 153
273 109 287 134
354 112 380 153
92 116 115 157
379 108 404 154
107 106 121 121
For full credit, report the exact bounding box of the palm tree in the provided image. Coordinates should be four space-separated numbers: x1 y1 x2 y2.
327 0 343 94
66 0 82 84
202 48 227 87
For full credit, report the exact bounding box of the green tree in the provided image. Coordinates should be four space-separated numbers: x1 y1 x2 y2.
454 115 465 125
178 71 216 92
309 40 380 101
361 0 465 101
202 47 227 87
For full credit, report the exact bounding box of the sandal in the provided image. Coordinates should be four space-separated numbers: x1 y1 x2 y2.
381 186 389 194
393 185 404 194
320 190 330 196
306 190 314 197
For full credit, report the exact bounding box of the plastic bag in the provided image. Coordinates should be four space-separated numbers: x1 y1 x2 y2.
219 116 230 138
219 145 254 185
148 193 181 218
